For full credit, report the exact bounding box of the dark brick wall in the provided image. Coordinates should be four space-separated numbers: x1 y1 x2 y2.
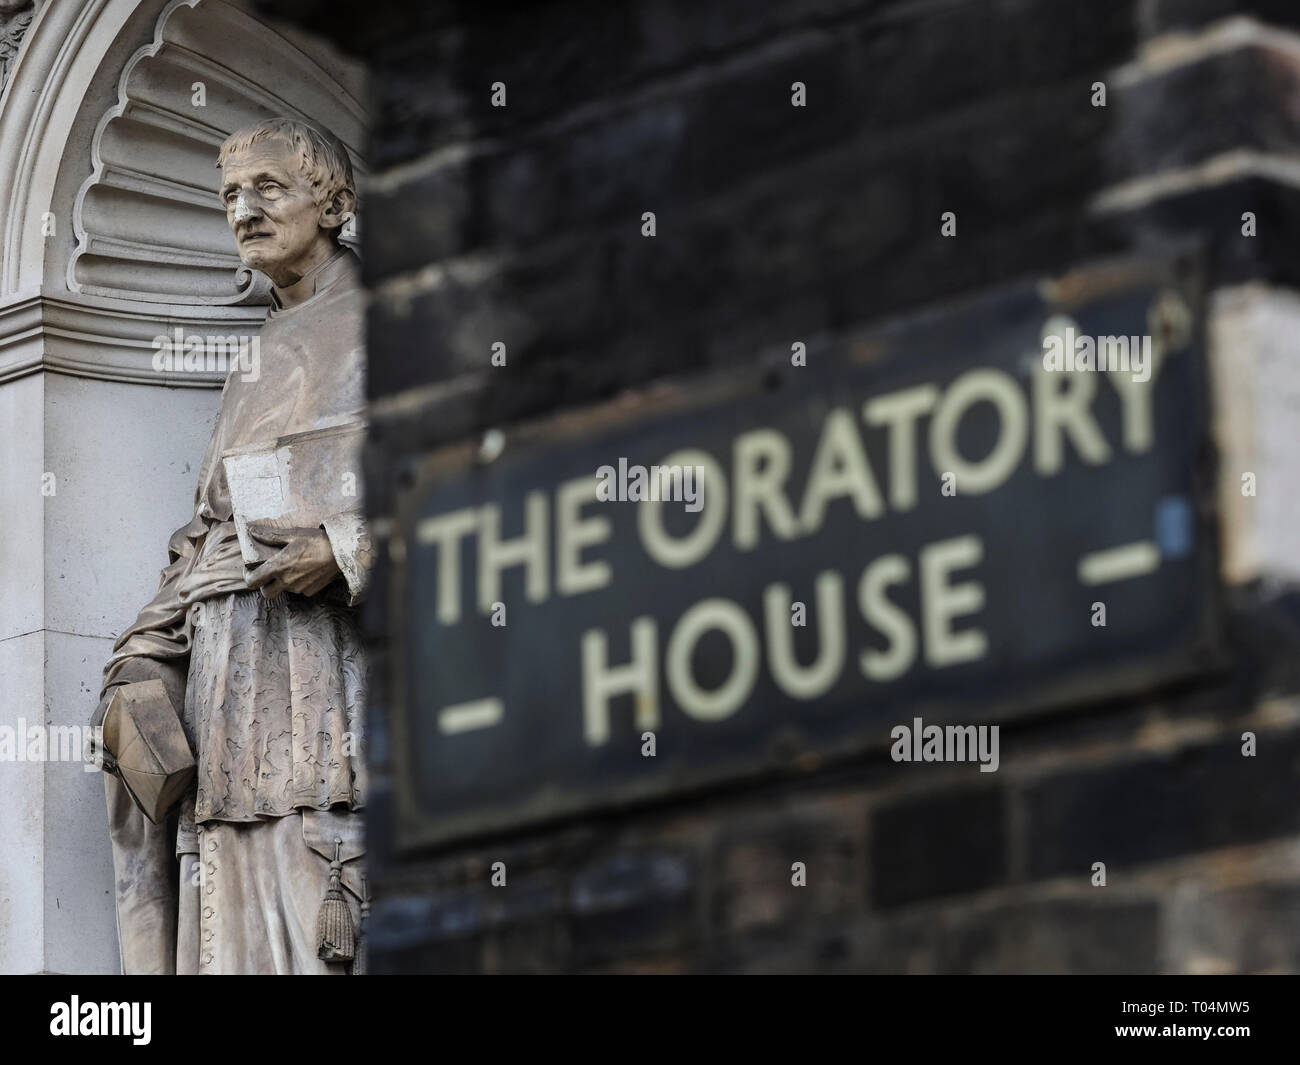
261 0 1300 972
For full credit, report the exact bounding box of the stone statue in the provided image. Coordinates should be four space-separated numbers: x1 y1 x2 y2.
95 117 371 975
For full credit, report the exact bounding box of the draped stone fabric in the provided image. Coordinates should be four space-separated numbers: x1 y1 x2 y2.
184 590 366 822
100 248 371 974
175 809 363 975
101 247 369 704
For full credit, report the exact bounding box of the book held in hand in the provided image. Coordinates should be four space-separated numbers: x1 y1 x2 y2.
222 421 365 566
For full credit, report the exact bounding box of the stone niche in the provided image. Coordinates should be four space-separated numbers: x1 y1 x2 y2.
0 0 366 973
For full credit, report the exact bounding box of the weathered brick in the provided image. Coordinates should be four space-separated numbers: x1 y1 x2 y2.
1023 728 1300 880
362 12 1130 280
369 889 486 973
568 851 697 965
939 897 1161 974
364 0 880 166
1143 0 1300 35
711 815 859 936
481 875 570 973
870 785 1008 908
1167 879 1300 974
704 909 942 973
1107 45 1300 184
361 0 1138 169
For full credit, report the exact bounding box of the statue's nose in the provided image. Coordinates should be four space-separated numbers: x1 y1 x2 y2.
232 191 261 224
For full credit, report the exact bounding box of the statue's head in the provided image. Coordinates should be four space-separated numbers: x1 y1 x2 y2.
216 117 356 288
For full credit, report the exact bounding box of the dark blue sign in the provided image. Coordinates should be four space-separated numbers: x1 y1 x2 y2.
389 256 1219 850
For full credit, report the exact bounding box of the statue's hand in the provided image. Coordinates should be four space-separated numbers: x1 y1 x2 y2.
244 523 341 599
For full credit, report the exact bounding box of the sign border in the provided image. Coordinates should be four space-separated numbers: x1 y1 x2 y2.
385 250 1226 855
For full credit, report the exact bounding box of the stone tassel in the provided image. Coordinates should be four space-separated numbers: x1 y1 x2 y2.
316 839 355 963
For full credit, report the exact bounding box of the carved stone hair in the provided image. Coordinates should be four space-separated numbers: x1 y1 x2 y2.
216 117 356 210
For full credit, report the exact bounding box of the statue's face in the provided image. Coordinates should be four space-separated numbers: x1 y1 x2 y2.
220 138 328 283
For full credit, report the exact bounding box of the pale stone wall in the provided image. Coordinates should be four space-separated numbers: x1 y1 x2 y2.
1209 284 1300 589
0 372 47 972
0 370 219 974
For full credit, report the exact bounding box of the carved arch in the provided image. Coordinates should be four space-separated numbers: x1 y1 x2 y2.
68 0 366 306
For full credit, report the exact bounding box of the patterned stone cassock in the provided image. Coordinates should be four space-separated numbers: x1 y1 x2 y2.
99 247 371 974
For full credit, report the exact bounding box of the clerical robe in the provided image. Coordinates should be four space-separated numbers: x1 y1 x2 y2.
99 248 372 974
